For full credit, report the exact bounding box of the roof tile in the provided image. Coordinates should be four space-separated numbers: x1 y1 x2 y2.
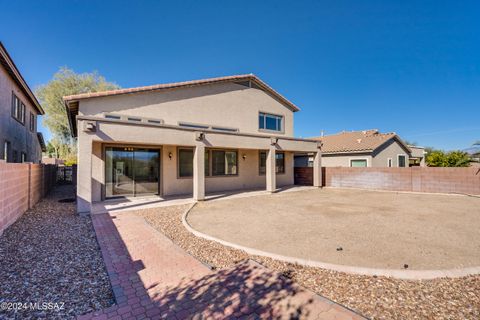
311 129 399 153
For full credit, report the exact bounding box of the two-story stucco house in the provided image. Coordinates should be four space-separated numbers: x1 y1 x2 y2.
64 74 322 214
0 42 45 163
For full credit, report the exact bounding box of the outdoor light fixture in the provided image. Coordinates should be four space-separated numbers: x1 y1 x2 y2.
195 131 205 141
242 154 247 160
168 152 173 159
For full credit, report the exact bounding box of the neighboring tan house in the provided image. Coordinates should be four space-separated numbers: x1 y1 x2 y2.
42 157 65 165
0 42 45 163
295 129 424 168
408 145 427 166
64 74 322 213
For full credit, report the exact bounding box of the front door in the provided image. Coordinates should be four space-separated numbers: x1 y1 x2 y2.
105 147 160 198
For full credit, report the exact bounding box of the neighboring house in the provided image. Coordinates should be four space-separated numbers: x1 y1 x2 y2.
42 157 65 166
408 145 427 166
64 74 322 213
296 129 423 168
0 42 45 163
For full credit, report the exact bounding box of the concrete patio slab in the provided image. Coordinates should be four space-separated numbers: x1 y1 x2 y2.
91 185 316 214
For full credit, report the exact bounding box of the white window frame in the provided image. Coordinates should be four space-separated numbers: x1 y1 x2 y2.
397 154 407 167
258 112 284 133
349 158 368 167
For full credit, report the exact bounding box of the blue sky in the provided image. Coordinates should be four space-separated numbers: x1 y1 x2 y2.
1 0 479 150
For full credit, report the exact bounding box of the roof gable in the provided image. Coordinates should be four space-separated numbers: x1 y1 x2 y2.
311 129 410 154
0 42 44 114
64 74 299 110
64 74 300 137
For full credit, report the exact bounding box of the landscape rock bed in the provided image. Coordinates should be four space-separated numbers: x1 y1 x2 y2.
0 185 114 319
138 204 480 320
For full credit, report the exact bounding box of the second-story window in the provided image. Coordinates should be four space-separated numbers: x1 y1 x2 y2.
259 112 282 132
30 112 35 132
11 93 25 124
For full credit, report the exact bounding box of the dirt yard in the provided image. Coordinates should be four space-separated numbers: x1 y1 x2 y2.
188 188 480 270
138 203 480 320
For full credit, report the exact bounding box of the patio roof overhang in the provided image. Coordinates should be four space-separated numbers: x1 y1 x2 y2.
76 116 321 153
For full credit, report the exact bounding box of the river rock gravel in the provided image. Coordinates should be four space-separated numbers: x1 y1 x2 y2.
0 185 114 319
137 204 480 320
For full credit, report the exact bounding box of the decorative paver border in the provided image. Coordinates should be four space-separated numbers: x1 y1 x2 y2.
183 203 480 280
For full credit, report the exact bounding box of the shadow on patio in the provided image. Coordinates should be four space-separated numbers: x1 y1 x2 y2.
81 205 363 319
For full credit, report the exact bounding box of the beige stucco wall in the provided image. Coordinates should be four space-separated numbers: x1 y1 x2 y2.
88 142 293 201
78 82 294 137
409 146 426 166
0 66 42 163
371 139 410 167
321 154 373 167
320 140 410 168
76 118 315 212
94 145 293 198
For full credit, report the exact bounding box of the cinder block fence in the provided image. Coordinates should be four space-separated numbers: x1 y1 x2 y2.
0 160 56 235
294 166 480 195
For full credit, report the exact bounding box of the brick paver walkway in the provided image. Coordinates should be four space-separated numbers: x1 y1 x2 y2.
79 211 366 319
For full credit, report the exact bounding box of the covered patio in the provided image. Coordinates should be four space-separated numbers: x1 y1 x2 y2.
76 116 321 214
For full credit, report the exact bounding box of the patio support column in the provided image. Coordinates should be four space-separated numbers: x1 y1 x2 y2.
266 145 276 192
76 130 93 214
313 148 322 187
193 143 205 201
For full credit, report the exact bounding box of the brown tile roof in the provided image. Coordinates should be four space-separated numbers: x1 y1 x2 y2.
310 129 409 154
63 74 300 112
0 42 44 114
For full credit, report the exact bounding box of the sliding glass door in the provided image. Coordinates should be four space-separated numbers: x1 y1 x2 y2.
105 147 160 198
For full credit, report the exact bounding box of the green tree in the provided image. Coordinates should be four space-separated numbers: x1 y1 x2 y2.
446 151 470 167
426 150 471 167
426 150 447 167
36 67 119 161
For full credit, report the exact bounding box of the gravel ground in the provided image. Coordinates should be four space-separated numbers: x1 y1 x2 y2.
138 204 480 320
0 185 114 319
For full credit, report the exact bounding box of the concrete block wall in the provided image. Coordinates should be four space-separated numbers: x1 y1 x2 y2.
323 167 480 195
0 160 56 235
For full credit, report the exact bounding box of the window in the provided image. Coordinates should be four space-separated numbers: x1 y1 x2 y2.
178 149 194 177
127 117 141 122
21 103 25 123
212 150 237 176
259 112 282 132
11 93 25 124
259 151 285 174
29 113 35 132
21 152 27 163
105 114 121 120
3 141 10 161
147 119 162 124
179 122 209 129
276 152 285 173
350 159 367 167
178 148 210 177
211 126 238 132
259 151 267 174
398 155 406 167
387 158 392 167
